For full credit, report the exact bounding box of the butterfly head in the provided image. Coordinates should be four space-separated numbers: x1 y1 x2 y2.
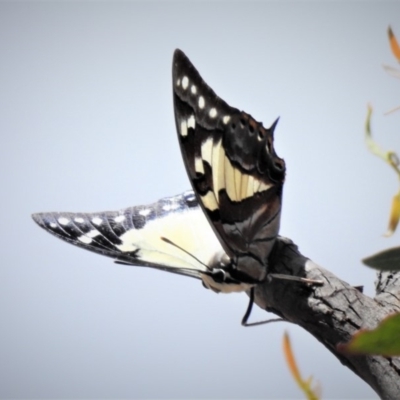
201 251 256 294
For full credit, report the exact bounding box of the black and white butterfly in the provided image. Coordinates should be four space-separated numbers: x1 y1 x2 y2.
32 49 286 324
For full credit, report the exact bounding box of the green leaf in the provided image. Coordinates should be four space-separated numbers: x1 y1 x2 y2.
338 313 400 356
362 246 400 270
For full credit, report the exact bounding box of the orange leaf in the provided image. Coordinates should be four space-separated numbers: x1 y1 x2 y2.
388 26 400 62
385 191 400 236
283 331 301 381
283 332 320 400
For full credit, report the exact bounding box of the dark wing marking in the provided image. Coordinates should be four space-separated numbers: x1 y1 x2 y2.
172 49 285 281
32 191 225 280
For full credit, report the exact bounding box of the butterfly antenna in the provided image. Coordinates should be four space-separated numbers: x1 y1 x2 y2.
160 236 212 271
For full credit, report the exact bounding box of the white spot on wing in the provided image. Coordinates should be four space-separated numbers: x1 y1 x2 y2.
198 96 205 109
50 222 57 228
78 235 92 244
87 229 100 238
176 78 181 87
114 215 125 223
180 120 188 137
182 76 189 89
163 203 179 212
187 115 196 130
92 217 102 226
191 85 197 94
139 208 151 217
78 230 100 244
58 217 69 226
209 108 217 118
223 115 231 124
74 217 84 223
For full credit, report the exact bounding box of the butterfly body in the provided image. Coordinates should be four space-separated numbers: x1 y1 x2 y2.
33 49 285 313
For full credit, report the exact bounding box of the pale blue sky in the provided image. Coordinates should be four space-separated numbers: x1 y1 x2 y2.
2 2 399 399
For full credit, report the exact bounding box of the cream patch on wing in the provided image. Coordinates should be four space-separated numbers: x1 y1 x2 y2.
201 136 213 166
200 191 219 212
199 137 220 211
211 146 273 202
240 173 249 200
115 208 224 272
224 156 236 202
233 167 242 201
246 175 254 198
194 156 204 175
211 138 226 203
197 136 274 209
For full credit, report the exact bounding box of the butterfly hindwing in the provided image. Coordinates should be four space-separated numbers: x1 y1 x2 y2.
32 191 225 280
172 49 285 282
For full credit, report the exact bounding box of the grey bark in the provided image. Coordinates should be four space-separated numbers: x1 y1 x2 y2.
254 236 400 400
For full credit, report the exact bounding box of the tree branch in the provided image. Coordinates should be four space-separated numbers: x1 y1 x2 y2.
253 237 400 399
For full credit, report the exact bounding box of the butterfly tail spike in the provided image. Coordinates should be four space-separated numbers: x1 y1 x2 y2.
269 116 280 136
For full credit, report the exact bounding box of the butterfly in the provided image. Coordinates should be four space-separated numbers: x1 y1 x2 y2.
32 49 286 325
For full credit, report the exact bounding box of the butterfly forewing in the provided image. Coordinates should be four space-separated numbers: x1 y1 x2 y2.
173 49 285 282
32 191 225 279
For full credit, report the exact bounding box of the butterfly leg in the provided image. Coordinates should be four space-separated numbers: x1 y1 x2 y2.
241 287 285 327
241 275 324 327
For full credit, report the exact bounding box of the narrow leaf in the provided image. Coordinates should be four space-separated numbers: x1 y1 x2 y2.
364 106 400 235
362 246 400 270
283 332 320 400
382 64 400 80
365 105 388 160
388 26 400 62
385 191 400 236
338 313 400 356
